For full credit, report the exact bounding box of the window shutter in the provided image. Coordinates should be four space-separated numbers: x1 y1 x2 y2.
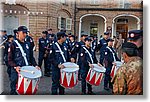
58 16 61 30
119 0 124 8
66 18 72 30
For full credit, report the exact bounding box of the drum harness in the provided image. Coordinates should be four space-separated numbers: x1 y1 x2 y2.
82 46 94 64
55 42 66 63
14 40 29 66
106 46 116 62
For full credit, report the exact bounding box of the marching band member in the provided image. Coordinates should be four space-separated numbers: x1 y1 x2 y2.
8 26 40 95
25 32 35 51
0 30 8 65
4 35 14 79
72 34 88 80
99 38 120 91
68 35 78 61
80 37 98 95
38 31 50 77
49 32 75 95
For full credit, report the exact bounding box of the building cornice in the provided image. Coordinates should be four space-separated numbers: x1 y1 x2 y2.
77 7 143 12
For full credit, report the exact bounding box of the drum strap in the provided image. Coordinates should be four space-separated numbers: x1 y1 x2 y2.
83 47 94 64
106 46 116 62
14 40 29 66
55 42 66 63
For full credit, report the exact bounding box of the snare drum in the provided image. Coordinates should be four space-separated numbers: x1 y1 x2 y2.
16 66 42 95
110 61 122 78
60 62 79 88
86 64 106 86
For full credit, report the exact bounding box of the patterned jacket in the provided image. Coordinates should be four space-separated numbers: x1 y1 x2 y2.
112 56 143 95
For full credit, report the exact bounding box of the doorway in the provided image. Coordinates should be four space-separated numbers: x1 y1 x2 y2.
90 23 98 37
116 24 128 39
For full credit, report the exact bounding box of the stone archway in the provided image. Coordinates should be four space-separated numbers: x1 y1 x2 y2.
112 14 140 39
78 14 107 41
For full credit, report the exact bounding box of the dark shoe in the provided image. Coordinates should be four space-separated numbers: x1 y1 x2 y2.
44 73 50 77
87 91 96 95
109 83 113 89
81 92 86 95
10 91 18 95
109 85 113 89
104 87 109 91
78 76 82 81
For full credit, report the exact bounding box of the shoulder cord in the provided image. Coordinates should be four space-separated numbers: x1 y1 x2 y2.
14 40 29 66
55 42 66 63
106 46 116 62
82 46 94 64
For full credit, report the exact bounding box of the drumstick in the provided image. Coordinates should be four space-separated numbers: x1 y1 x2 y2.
20 69 35 74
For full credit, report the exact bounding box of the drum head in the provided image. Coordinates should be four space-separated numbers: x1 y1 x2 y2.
20 66 42 79
114 61 122 67
62 62 79 68
92 64 106 73
62 68 79 72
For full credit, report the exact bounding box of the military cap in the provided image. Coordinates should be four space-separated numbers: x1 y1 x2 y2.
107 38 114 42
57 32 67 37
128 30 143 40
84 37 92 41
17 26 28 34
122 42 138 51
81 33 88 37
104 32 109 35
42 31 48 35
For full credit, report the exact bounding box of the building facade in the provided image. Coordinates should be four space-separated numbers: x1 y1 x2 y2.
1 0 143 46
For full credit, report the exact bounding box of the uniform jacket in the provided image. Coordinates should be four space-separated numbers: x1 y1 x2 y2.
112 57 143 95
100 46 120 67
49 42 71 69
80 46 98 71
8 39 37 67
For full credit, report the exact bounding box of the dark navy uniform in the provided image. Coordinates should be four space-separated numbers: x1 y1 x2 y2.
25 35 35 50
72 41 85 80
80 45 97 94
46 37 55 75
38 36 50 76
8 39 37 95
91 39 97 62
100 40 120 90
4 41 12 79
0 33 8 64
49 41 70 95
68 36 78 61
97 38 109 53
98 37 110 64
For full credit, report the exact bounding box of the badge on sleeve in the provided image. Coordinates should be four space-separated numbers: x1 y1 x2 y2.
26 44 29 49
8 48 10 52
50 50 52 54
47 40 49 43
30 39 33 42
76 44 79 47
64 46 67 50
